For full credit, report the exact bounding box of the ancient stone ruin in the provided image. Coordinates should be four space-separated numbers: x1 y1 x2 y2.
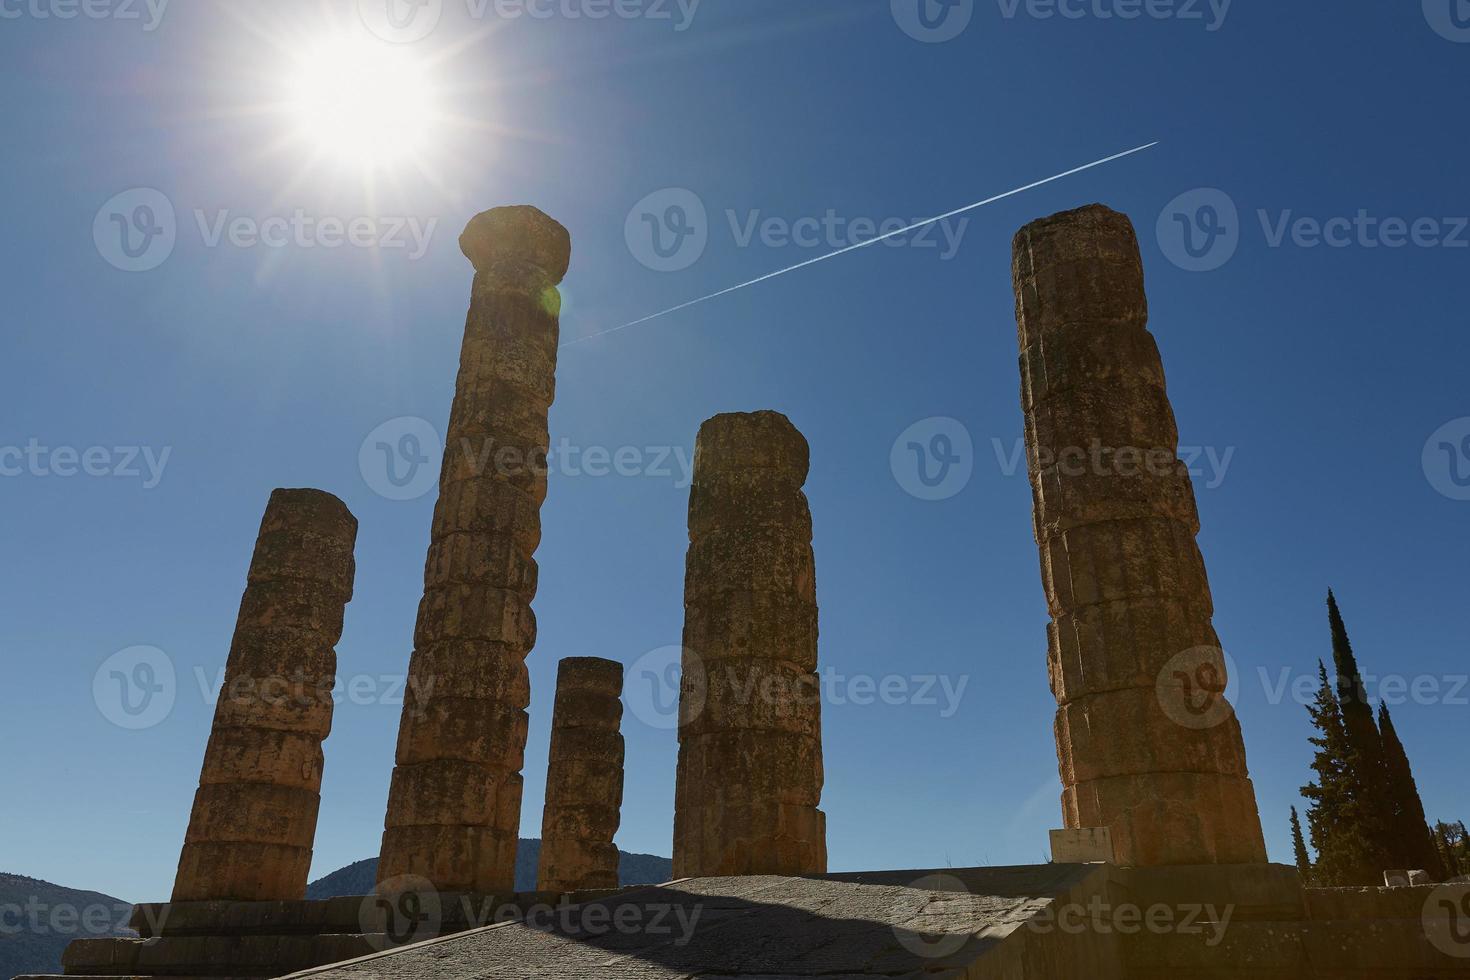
673 410 827 878
536 657 626 894
377 206 571 895
172 488 358 903
1011 203 1267 867
31 203 1470 980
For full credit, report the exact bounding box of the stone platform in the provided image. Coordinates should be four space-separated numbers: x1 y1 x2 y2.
22 865 1470 979
15 887 630 979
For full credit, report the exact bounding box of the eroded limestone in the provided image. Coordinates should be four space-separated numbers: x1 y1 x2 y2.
537 657 625 894
672 411 826 878
377 205 569 894
172 488 357 902
1011 204 1266 866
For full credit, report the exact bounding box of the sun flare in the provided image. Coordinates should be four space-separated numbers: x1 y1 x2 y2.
284 37 439 171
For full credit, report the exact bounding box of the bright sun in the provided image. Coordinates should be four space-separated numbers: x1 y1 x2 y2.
285 38 438 170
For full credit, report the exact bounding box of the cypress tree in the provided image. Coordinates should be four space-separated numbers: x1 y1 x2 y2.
1325 591 1398 871
1301 660 1376 885
1439 822 1470 878
1290 806 1313 882
1436 823 1461 878
1378 703 1445 879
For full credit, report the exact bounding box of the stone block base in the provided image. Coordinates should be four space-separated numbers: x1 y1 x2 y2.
37 888 634 978
34 868 1470 978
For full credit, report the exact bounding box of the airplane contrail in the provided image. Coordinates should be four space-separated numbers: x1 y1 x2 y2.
562 140 1160 348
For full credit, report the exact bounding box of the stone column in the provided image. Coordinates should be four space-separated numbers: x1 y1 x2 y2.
536 658 624 894
172 489 358 902
1011 203 1266 866
672 411 826 878
378 206 569 894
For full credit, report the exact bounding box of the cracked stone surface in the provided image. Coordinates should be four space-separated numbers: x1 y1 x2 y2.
172 488 358 902
377 205 570 894
282 865 1108 979
673 411 825 879
537 657 626 893
1010 204 1266 866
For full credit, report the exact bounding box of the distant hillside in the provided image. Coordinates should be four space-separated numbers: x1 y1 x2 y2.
0 873 133 980
307 840 672 898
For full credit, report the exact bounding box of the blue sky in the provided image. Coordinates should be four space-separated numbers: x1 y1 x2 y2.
2 0 1467 902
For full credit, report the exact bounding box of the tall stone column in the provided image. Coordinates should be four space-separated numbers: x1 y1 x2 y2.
378 206 569 894
172 489 358 902
537 658 624 894
673 411 826 878
1011 203 1266 866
